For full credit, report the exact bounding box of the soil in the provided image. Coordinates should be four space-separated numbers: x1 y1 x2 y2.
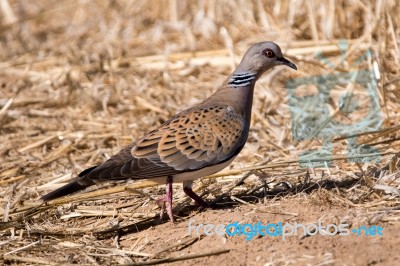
116 196 400 266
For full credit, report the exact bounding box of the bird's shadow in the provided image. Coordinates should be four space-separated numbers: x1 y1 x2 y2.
93 175 362 240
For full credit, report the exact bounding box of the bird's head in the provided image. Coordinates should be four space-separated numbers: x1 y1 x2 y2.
236 41 297 76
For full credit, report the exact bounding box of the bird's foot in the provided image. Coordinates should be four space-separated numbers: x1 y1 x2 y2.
156 176 174 223
183 186 208 211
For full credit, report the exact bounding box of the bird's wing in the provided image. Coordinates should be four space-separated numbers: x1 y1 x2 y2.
83 105 247 181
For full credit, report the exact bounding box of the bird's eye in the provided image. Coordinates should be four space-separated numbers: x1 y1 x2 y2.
263 49 275 58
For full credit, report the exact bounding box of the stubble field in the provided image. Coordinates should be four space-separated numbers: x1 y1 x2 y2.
0 1 400 265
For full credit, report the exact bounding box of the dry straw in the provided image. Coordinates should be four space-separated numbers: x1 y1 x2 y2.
0 0 399 264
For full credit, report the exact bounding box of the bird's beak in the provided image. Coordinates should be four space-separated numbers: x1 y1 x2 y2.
277 57 297 70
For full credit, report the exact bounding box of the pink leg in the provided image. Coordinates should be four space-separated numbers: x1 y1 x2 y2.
183 181 208 208
156 176 174 223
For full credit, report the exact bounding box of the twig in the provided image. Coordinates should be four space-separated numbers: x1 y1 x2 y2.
94 247 153 257
3 254 57 265
122 249 230 266
17 134 59 153
151 236 202 257
0 175 25 186
3 240 40 256
0 98 12 126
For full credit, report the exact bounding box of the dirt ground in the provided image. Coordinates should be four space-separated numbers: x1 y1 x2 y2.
135 198 400 266
1 1 400 265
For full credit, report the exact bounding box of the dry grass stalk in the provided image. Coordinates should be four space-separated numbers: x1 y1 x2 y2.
125 249 230 266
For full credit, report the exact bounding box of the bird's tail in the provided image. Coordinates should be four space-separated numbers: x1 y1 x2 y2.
42 166 98 201
41 180 90 201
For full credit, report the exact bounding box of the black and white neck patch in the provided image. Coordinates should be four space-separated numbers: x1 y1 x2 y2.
228 72 257 87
